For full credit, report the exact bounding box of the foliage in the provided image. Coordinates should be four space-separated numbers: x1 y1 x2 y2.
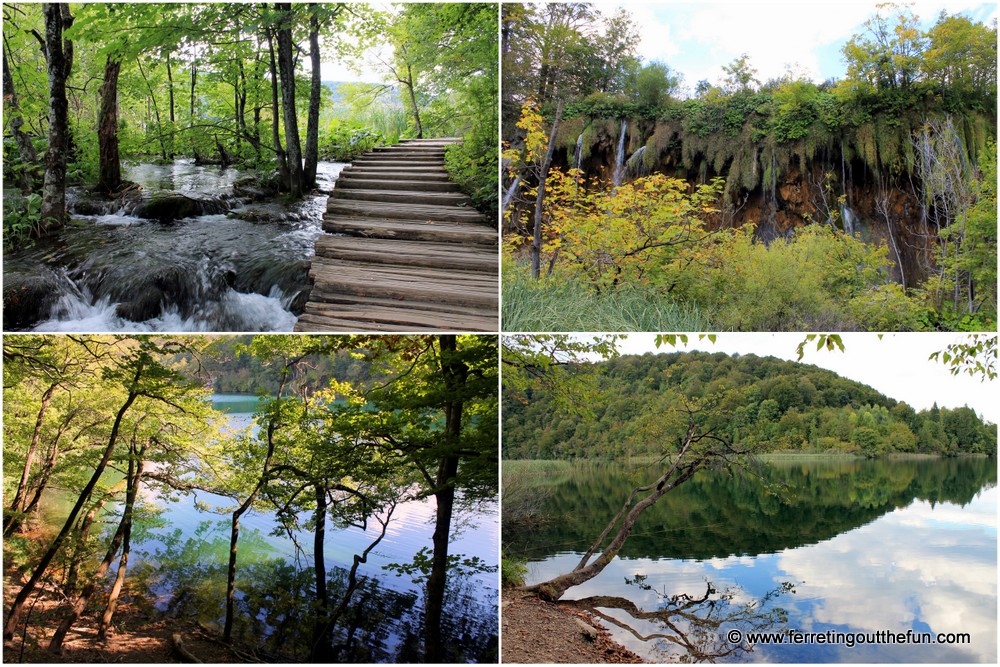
502 261 711 332
384 3 498 217
502 348 997 460
319 120 384 162
929 334 998 381
2 193 43 251
507 164 924 330
501 555 527 588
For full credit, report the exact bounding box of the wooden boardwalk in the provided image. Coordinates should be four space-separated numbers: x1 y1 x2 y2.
295 138 498 332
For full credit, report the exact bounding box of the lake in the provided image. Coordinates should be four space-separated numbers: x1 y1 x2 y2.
101 394 497 661
504 457 996 663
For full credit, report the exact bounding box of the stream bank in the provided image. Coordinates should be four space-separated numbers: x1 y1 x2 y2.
3 159 345 332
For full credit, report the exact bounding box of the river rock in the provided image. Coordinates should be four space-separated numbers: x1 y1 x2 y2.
233 172 284 202
113 266 197 322
132 193 229 223
2 269 62 329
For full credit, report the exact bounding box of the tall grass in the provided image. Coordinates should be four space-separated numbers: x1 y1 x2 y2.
502 263 711 332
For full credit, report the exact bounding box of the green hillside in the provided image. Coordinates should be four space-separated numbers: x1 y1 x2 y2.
502 351 996 458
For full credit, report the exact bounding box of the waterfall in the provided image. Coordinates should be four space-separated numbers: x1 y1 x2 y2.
626 146 647 178
575 132 585 173
840 203 857 237
502 175 521 214
612 120 627 187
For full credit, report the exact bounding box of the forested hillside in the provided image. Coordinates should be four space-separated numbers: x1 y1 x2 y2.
502 3 997 332
502 351 997 459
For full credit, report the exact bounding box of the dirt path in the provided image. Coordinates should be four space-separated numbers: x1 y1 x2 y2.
502 591 644 664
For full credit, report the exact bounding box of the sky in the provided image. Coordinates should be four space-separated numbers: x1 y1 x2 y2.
616 0 997 95
603 333 999 422
314 2 395 83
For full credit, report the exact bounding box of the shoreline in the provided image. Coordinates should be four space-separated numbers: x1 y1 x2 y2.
502 590 644 664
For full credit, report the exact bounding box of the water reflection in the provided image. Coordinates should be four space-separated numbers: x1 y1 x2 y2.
512 459 996 663
563 578 795 663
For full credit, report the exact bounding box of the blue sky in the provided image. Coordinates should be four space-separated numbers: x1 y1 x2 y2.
617 0 997 95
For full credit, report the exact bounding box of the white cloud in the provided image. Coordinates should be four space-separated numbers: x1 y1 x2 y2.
614 1 997 90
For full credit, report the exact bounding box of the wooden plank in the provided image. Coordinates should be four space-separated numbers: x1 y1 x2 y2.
307 258 497 308
343 168 452 180
295 305 496 332
314 235 496 271
297 137 498 333
331 189 470 207
327 199 488 223
350 157 443 167
335 177 460 192
323 216 497 245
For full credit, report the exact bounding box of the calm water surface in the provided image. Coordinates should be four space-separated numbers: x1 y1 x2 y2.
505 458 996 663
127 395 499 661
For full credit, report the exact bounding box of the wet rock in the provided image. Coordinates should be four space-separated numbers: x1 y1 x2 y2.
69 183 143 216
233 172 284 202
132 193 229 223
113 267 196 322
2 269 62 329
115 287 164 322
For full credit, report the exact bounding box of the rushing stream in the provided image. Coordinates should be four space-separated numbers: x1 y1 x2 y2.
4 160 346 332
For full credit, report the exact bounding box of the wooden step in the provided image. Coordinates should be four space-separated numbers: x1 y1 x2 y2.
298 137 497 333
295 300 497 332
349 161 444 169
306 257 497 309
343 168 452 181
315 235 496 271
323 216 497 246
370 147 447 156
327 199 488 224
335 177 461 192
332 189 471 207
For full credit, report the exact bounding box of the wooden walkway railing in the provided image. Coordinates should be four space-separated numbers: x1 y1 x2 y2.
295 138 498 332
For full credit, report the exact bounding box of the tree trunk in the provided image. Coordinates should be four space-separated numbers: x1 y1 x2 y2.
424 334 466 662
532 98 562 279
275 3 304 195
48 490 129 653
97 446 145 640
96 57 123 194
425 456 458 662
303 6 321 189
166 51 175 157
38 2 69 235
137 57 168 161
3 378 140 641
310 484 331 661
62 480 126 597
403 61 423 139
266 29 290 185
3 382 58 537
190 63 197 119
223 420 278 642
2 41 39 192
525 432 701 602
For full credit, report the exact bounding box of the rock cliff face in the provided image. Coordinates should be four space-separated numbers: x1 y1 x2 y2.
548 115 979 287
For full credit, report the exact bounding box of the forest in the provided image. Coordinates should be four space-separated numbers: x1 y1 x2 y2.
502 3 997 332
2 3 497 331
2 334 498 663
502 349 997 459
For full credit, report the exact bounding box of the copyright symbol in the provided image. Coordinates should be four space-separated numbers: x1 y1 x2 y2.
728 629 742 645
